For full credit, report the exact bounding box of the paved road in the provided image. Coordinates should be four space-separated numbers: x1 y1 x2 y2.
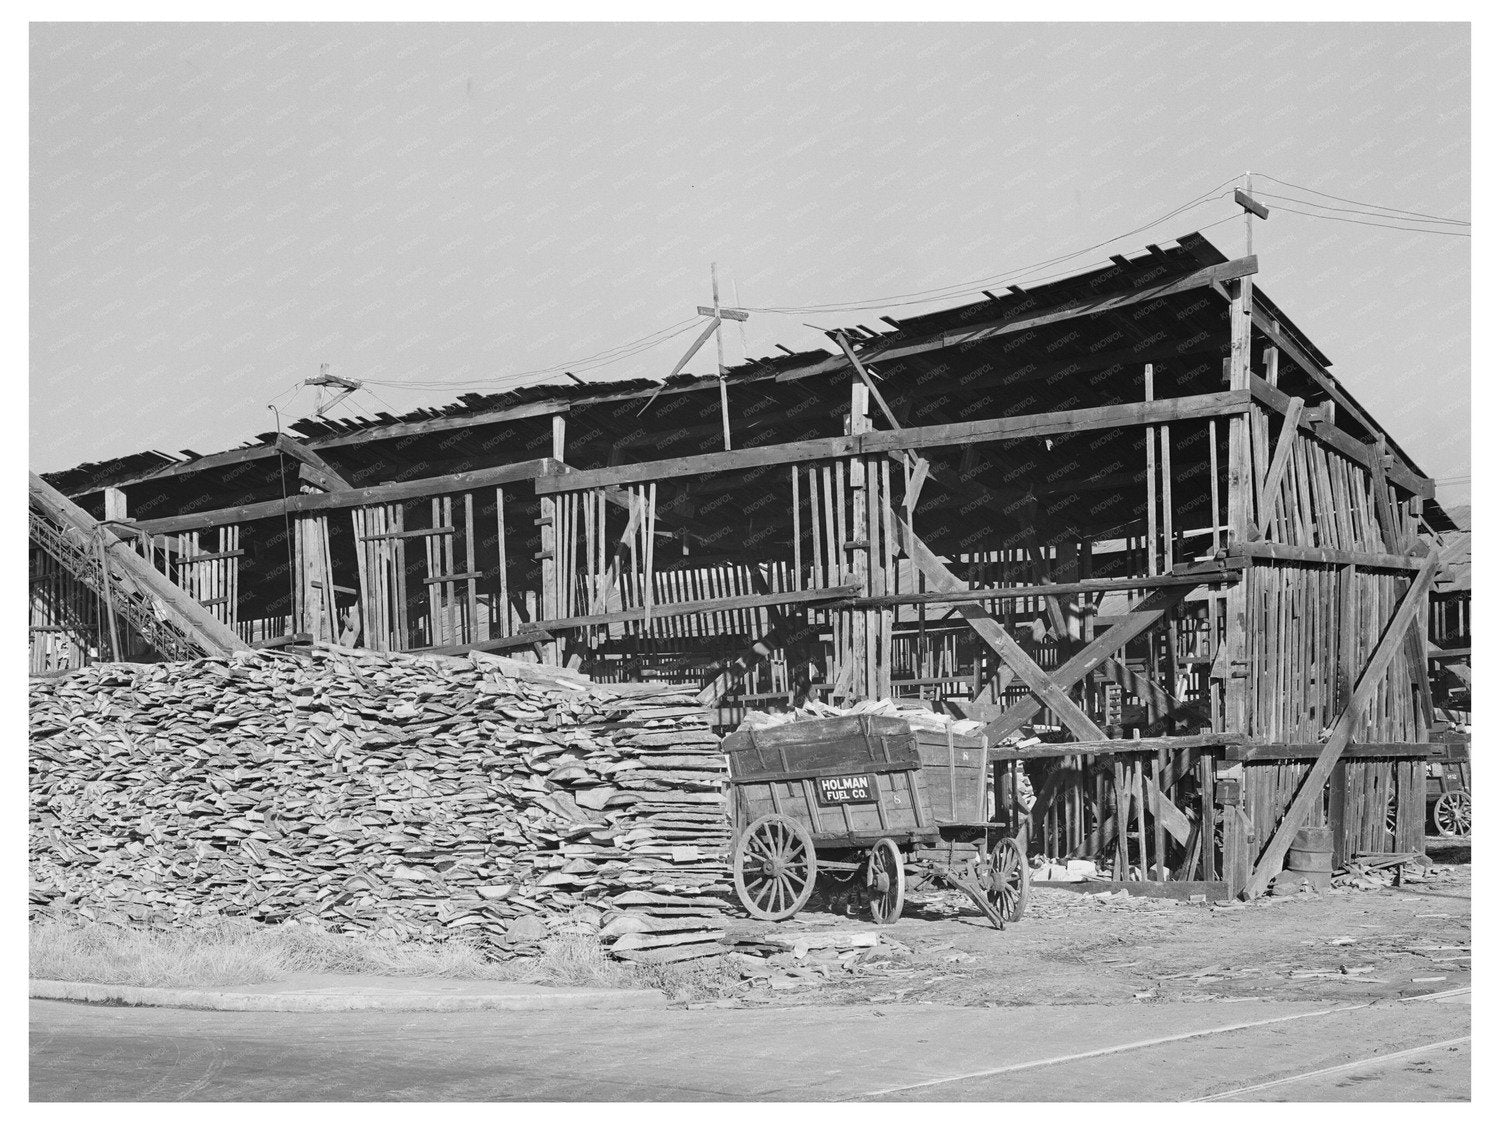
30 989 1469 1101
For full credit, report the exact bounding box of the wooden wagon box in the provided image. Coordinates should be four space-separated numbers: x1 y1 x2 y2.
722 715 989 847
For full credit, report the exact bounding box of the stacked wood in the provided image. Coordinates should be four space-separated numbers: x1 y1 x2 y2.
28 644 731 959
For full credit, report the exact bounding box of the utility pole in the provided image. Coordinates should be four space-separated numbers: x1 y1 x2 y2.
1233 172 1269 256
637 267 749 442
711 264 730 450
306 363 363 418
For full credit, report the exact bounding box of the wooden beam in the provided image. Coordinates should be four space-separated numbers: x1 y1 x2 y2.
902 516 1107 742
274 434 353 492
832 331 901 430
538 391 1252 495
990 732 1240 760
1226 742 1440 762
103 487 127 522
129 459 558 535
981 583 1197 744
28 473 249 656
839 562 1238 609
1252 395 1303 537
532 584 860 633
1226 541 1429 571
1242 555 1438 898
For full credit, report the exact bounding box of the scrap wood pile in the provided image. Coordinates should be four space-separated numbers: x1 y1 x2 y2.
28 644 733 961
735 697 986 737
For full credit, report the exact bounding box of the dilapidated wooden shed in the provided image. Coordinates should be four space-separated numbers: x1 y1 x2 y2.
31 230 1455 898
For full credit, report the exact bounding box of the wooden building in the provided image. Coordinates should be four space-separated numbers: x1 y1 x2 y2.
30 230 1454 898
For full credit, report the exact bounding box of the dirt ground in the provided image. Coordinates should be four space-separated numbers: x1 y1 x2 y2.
718 839 1471 1009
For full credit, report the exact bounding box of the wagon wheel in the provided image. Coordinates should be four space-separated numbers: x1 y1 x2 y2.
987 836 1029 923
1385 792 1399 838
733 814 818 921
1432 791 1472 838
865 838 906 925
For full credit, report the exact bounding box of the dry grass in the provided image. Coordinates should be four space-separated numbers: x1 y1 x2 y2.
29 917 514 989
29 917 743 1001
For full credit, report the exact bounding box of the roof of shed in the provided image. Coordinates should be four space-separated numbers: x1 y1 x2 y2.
42 230 1451 534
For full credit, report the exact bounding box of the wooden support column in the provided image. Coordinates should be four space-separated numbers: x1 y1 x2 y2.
538 492 560 665
103 487 128 523
1222 276 1256 738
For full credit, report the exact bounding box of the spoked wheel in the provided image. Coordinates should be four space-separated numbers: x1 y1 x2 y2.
865 838 906 925
987 836 1029 923
733 814 818 920
1433 792 1472 838
1385 792 1399 839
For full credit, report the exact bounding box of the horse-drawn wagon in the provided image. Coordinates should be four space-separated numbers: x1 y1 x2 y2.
721 715 1028 928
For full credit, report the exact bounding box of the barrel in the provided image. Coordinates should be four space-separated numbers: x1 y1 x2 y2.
1280 826 1334 893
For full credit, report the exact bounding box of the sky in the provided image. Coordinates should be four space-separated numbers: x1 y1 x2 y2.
29 22 1471 506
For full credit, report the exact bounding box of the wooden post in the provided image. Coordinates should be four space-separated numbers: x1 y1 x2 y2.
539 493 559 664
849 382 871 699
1223 277 1256 739
103 487 127 523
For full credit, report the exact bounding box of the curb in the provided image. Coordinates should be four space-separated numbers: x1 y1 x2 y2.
30 977 668 1013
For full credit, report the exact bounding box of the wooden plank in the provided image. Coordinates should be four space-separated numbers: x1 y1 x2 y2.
1253 396 1304 537
1227 541 1429 571
1243 555 1438 898
130 459 558 534
537 392 1253 494
533 583 860 632
1035 879 1230 902
843 561 1238 608
275 433 353 492
359 526 456 542
989 733 1242 759
1226 742 1437 762
27 473 249 656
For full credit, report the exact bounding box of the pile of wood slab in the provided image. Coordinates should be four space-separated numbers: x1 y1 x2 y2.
29 644 732 960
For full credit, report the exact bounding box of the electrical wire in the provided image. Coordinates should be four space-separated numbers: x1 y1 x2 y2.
1267 202 1471 237
1250 172 1470 226
360 317 703 392
1255 191 1470 228
740 179 1241 314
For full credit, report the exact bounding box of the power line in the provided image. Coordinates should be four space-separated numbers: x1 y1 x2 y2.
361 320 705 394
741 179 1241 315
1255 190 1470 228
1251 172 1470 226
1269 202 1471 237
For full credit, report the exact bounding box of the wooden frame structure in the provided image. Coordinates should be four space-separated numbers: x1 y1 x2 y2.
31 231 1451 898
